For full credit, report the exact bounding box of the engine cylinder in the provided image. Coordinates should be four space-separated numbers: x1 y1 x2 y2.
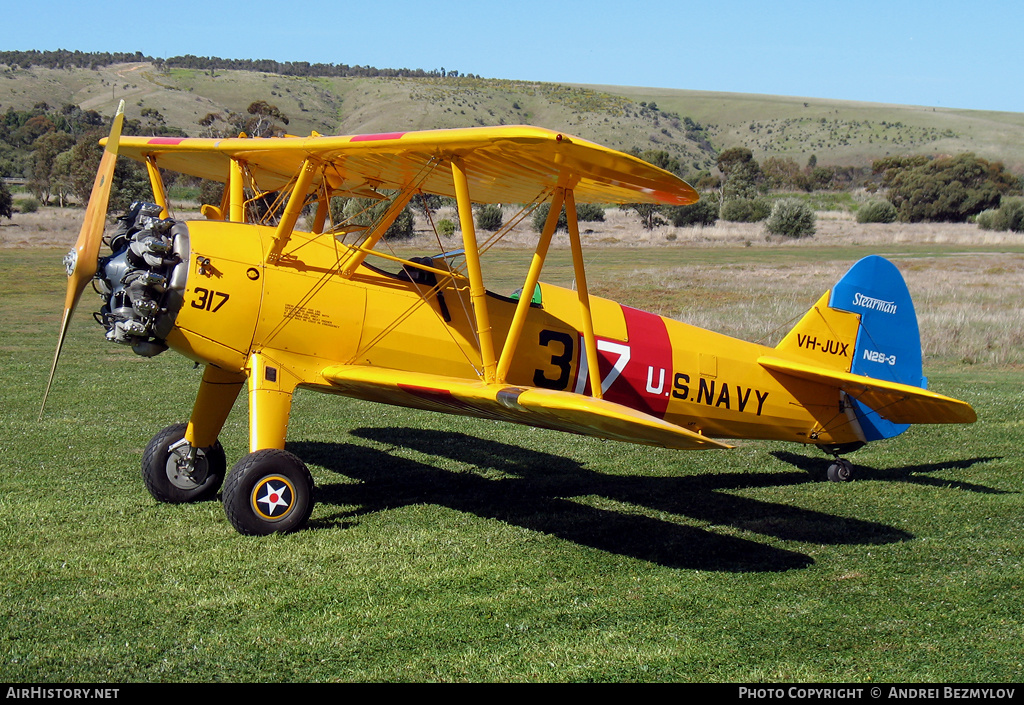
96 203 189 357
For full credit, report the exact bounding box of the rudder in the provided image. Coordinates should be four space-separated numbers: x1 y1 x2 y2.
829 256 925 441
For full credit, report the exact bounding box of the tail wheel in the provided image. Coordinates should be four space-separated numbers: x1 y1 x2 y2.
142 423 225 503
827 458 854 482
222 449 315 535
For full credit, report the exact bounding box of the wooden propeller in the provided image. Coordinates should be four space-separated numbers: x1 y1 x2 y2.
40 100 125 418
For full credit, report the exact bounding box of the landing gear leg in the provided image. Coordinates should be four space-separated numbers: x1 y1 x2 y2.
220 351 315 535
141 365 246 503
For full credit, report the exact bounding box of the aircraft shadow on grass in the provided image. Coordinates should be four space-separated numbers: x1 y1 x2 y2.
282 428 965 573
771 451 1005 494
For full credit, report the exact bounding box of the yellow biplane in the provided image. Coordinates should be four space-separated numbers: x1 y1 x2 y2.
43 102 976 535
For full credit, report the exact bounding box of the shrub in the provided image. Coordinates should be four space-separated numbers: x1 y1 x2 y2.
720 197 770 223
1004 200 1024 232
531 202 604 231
856 199 898 224
16 197 39 214
382 206 414 240
337 196 415 240
436 218 456 237
198 179 224 209
975 209 1000 230
668 193 719 227
765 198 816 238
576 203 605 222
475 204 503 231
976 197 1024 232
531 203 568 233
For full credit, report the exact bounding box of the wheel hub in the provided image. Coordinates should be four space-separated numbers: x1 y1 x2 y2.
165 441 209 490
250 475 296 522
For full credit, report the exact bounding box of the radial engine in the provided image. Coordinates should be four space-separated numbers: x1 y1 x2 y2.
87 202 190 358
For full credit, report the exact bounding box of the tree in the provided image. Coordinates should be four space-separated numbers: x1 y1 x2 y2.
627 203 667 230
717 147 764 200
56 103 103 141
67 130 105 203
29 131 74 204
239 100 289 137
717 147 756 175
51 150 76 207
762 157 809 191
66 128 148 212
15 114 56 146
0 180 13 219
198 112 225 138
636 149 682 177
874 153 1019 222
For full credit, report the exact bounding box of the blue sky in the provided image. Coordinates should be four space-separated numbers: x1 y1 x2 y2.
7 0 1022 113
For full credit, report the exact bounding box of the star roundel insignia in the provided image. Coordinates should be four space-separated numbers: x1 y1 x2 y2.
251 475 295 521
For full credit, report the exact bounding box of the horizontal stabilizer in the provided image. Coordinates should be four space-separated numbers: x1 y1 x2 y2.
758 356 976 425
321 365 732 450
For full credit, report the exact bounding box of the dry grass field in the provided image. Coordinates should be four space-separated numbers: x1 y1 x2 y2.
2 203 1018 250
4 204 1022 370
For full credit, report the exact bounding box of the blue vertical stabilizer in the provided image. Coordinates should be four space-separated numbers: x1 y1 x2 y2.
829 256 925 441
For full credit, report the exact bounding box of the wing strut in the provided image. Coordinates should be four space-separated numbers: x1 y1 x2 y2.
564 190 603 399
229 157 246 222
145 156 169 218
496 188 564 383
268 157 321 263
452 156 497 383
494 189 604 398
338 182 420 276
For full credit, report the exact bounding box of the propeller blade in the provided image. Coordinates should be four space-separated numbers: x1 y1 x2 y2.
40 100 125 418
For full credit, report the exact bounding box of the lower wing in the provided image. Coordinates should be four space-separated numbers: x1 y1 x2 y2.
320 365 732 450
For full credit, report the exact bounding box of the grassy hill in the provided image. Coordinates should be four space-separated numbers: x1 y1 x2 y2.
4 61 1024 172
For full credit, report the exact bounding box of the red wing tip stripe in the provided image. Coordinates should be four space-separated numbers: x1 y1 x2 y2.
350 132 408 142
147 137 187 145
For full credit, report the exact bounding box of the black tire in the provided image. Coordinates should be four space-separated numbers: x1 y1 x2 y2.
827 458 854 482
142 423 226 503
222 449 315 535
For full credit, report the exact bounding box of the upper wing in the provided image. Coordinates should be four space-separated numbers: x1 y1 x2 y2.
320 365 731 451
758 356 977 425
112 125 698 206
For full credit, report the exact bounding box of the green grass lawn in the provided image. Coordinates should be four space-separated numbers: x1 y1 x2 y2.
1 247 1020 682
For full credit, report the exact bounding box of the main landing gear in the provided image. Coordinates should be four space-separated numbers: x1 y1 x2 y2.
222 449 315 536
142 423 226 503
141 427 316 535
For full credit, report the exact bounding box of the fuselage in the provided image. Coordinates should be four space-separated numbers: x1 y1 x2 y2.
165 220 860 448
